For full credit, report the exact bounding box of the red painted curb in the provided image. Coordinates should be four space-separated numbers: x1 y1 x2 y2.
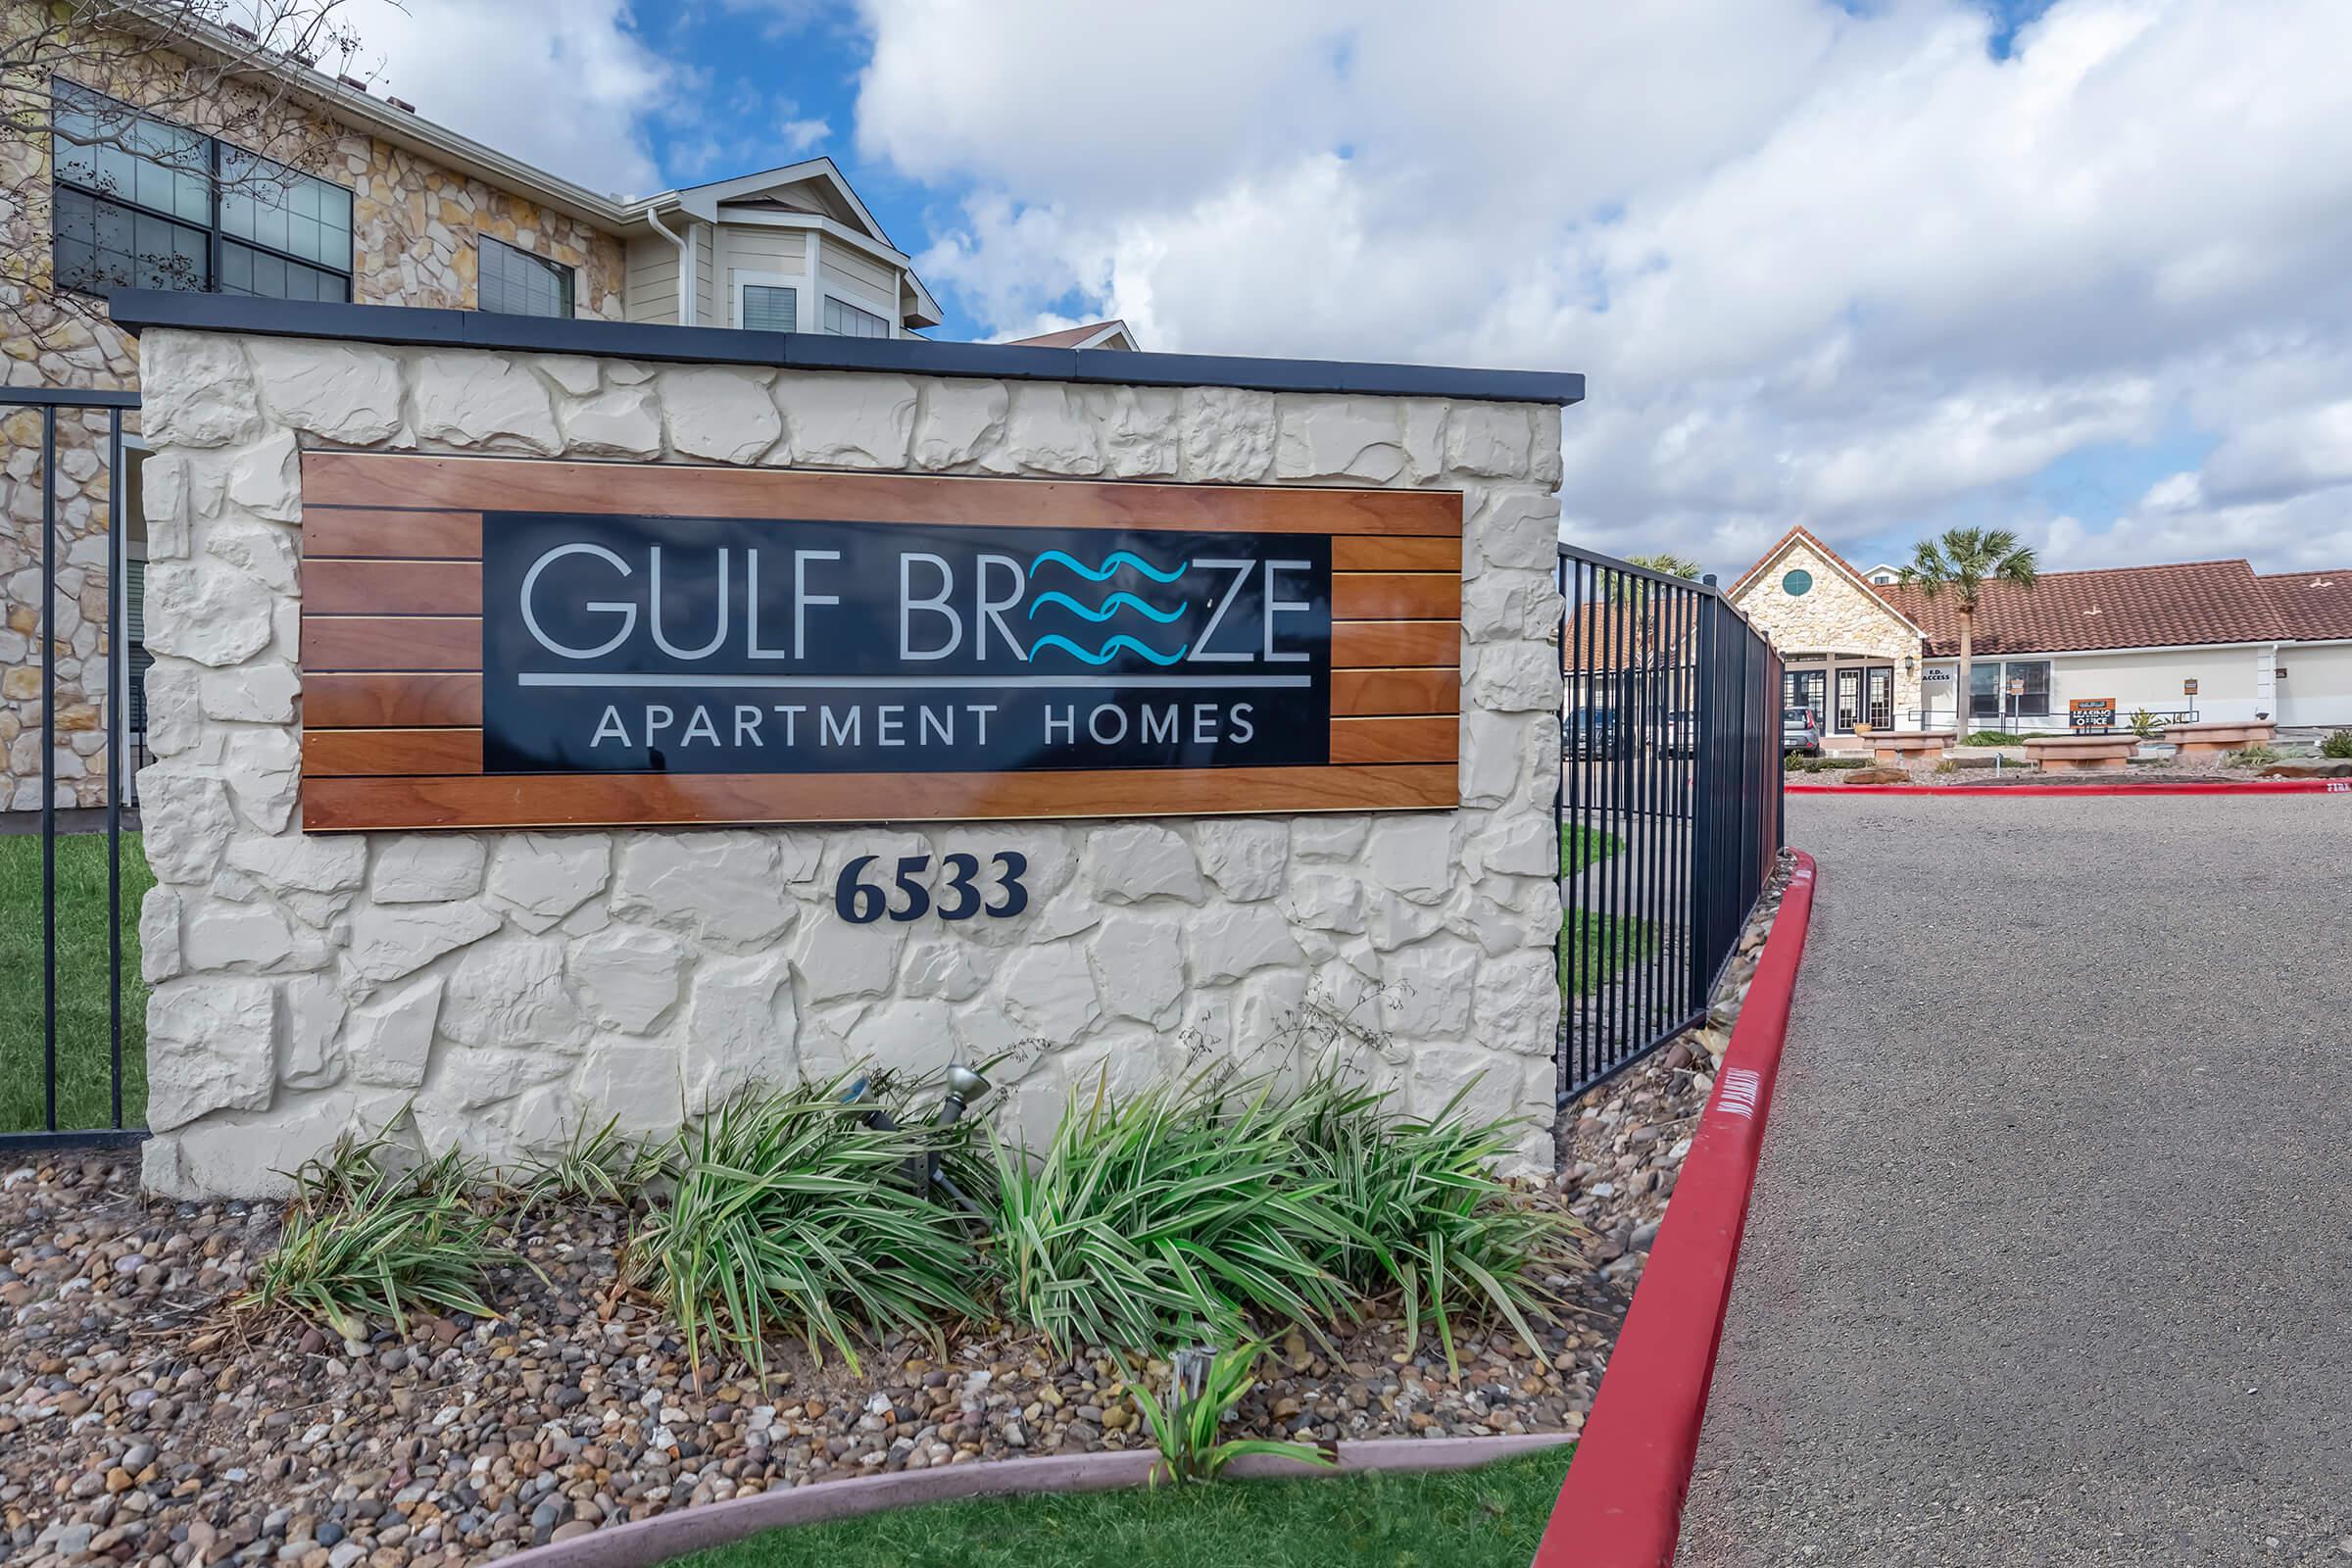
1531 850 1820 1568
1788 779 2352 796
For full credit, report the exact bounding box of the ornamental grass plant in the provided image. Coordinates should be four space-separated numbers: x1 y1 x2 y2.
240 1130 515 1342
1288 1071 1581 1375
628 1075 990 1380
988 1073 1357 1353
987 1066 1577 1367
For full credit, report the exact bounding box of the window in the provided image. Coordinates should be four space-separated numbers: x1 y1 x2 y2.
1781 568 1813 596
50 78 352 302
478 236 574 318
1969 659 2052 719
741 283 797 333
822 294 890 338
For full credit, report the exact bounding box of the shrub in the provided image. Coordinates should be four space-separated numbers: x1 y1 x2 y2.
630 1076 988 1380
2323 730 2352 760
1289 1072 1580 1374
2130 708 2161 740
1964 730 2028 746
241 1131 514 1342
2224 742 2281 768
988 1073 1354 1354
1131 1341 1334 1485
508 1114 663 1217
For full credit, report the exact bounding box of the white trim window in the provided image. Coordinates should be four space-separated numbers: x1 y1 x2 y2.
733 271 799 332
822 293 890 338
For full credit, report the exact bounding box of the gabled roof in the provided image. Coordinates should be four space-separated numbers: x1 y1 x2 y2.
634 158 896 250
1727 524 1927 638
2259 570 2352 641
1005 319 1141 351
1875 559 2291 656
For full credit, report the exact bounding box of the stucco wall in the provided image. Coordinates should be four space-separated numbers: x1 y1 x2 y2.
1734 539 1923 724
2277 643 2352 727
132 327 1569 1197
1921 644 2277 728
0 7 625 807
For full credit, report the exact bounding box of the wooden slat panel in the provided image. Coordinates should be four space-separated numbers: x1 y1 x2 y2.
303 454 1462 536
1332 620 1458 668
302 560 483 615
300 763 1457 832
304 509 483 560
305 673 484 729
1333 536 1461 571
302 616 481 671
1331 667 1456 716
1332 572 1458 621
305 729 483 777
1327 715 1457 764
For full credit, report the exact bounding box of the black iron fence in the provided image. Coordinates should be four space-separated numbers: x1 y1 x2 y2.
1556 543 1783 1102
1 386 144 1152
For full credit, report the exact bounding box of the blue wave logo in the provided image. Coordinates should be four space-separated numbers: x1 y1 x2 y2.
1026 590 1186 625
1028 633 1190 666
1030 549 1189 584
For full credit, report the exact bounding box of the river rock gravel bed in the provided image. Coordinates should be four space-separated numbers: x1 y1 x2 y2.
1554 849 1795 1292
3 1163 1616 1568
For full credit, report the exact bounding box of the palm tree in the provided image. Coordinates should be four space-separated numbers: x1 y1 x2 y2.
1626 552 1703 581
1896 527 2038 732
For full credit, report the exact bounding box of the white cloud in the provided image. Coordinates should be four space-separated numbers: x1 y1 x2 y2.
853 0 2352 573
778 114 829 156
340 0 676 197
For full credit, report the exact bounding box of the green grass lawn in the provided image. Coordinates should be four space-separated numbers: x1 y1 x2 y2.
0 832 151 1133
1561 822 1624 873
668 1448 1571 1568
1559 908 1658 998
1558 824 1654 996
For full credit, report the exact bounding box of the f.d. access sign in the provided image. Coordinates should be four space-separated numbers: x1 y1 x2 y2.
483 515 1331 775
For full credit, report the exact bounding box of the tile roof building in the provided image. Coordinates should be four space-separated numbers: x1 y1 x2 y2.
1727 527 2352 734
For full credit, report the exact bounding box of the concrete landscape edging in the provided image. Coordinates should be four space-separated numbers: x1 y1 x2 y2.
1787 779 2352 796
479 1433 1575 1568
1531 850 1820 1568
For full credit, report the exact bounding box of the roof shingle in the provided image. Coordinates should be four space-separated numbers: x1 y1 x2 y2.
1872 559 2292 656
2258 571 2352 641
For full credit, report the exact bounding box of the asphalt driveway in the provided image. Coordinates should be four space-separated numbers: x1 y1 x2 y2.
1678 793 2352 1566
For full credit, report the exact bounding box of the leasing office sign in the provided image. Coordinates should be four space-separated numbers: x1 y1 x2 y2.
484 516 1331 774
294 455 1465 830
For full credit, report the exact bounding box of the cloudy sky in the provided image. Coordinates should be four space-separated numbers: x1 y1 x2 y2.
340 0 2352 581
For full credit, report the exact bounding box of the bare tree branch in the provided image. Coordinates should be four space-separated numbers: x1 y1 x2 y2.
2 0 384 359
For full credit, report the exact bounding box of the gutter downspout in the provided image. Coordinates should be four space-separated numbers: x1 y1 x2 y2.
645 207 694 326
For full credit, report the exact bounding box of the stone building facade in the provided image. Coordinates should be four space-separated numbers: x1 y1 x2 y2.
2 3 629 807
1728 527 1925 734
130 318 1570 1198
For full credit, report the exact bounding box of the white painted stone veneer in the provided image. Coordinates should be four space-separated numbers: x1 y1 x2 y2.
134 328 1567 1197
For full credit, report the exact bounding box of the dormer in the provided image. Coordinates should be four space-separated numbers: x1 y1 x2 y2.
617 158 943 337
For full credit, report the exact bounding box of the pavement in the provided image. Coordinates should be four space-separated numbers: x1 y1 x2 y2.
1677 793 2352 1566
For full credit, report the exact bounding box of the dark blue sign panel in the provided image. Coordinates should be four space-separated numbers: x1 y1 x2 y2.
480 514 1333 774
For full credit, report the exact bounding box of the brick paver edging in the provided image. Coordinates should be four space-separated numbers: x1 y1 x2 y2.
1531 849 1821 1568
1788 779 2352 796
478 1433 1575 1568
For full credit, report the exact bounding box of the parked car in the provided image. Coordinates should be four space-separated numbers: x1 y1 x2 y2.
1564 707 1628 759
1656 709 1698 758
1783 705 1824 756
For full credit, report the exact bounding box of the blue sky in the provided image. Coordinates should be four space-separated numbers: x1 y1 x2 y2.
625 4 994 339
366 0 2352 579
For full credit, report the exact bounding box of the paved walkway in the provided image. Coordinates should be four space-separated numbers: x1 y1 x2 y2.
1680 794 2352 1566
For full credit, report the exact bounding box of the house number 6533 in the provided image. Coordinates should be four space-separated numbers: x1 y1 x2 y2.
833 853 1029 924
